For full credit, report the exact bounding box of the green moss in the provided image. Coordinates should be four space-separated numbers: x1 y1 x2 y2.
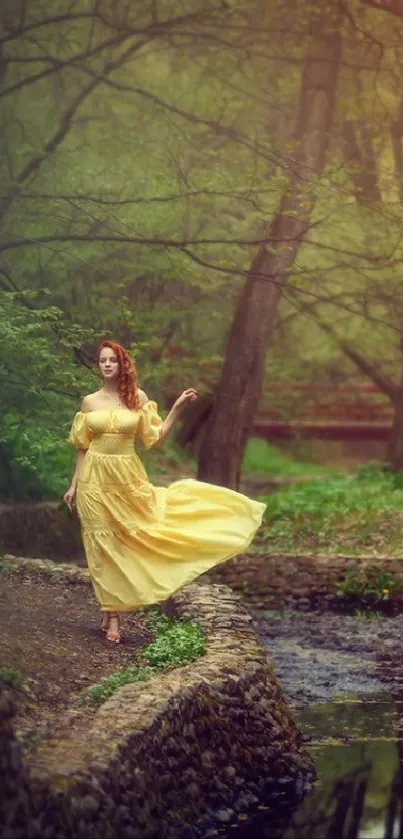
0 667 23 687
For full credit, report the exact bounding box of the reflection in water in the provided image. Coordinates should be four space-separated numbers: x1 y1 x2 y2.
218 697 403 839
285 741 398 839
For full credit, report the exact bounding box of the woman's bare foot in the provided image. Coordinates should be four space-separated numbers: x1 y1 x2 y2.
100 611 110 633
106 613 121 644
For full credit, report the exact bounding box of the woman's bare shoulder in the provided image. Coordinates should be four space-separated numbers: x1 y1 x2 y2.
80 391 102 412
137 388 149 407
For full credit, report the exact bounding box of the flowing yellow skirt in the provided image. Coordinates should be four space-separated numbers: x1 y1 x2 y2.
77 470 265 611
71 406 266 610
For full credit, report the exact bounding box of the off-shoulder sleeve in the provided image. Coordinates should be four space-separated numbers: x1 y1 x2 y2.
68 412 92 450
137 400 163 449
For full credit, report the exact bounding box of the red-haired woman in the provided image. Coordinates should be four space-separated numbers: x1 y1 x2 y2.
64 341 265 643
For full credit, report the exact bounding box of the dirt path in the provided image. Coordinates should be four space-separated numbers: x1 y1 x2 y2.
0 569 152 752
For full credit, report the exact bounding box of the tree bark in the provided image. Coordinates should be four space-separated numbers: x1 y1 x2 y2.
343 118 382 204
387 353 403 470
391 99 403 204
361 0 403 19
197 10 342 488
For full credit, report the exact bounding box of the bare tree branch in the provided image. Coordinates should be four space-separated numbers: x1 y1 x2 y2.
0 35 152 223
0 33 125 101
0 12 113 46
60 65 279 167
0 9 230 101
3 188 278 207
341 1 385 56
288 296 398 397
1 230 402 271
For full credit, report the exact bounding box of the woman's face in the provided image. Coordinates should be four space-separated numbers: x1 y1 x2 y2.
99 348 120 382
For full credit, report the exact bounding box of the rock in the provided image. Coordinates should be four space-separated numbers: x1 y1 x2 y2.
216 808 234 824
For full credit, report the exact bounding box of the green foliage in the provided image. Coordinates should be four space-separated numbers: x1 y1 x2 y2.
85 665 155 705
1 0 282 391
0 667 23 688
3 1 403 500
242 438 331 478
258 465 403 553
84 608 206 705
145 607 174 635
0 290 97 500
144 618 206 669
0 412 74 501
265 467 400 522
0 291 95 413
338 568 402 604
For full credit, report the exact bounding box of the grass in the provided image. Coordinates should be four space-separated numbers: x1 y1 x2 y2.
257 462 403 554
83 607 206 705
242 437 331 478
147 436 331 482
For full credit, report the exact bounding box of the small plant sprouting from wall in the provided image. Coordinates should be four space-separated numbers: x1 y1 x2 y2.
337 567 403 608
84 610 206 705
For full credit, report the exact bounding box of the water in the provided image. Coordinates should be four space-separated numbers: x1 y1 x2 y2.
215 695 403 839
206 600 403 839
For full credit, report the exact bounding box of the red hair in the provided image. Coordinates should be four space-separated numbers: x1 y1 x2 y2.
98 341 140 410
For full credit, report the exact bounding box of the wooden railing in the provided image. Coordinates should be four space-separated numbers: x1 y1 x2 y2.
162 348 395 440
256 384 393 440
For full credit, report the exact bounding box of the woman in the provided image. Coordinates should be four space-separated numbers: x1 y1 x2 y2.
64 340 266 643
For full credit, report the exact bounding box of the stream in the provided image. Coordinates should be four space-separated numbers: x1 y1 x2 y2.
213 607 403 839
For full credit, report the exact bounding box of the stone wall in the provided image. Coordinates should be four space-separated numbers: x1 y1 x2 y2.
204 551 403 609
0 570 314 839
2 500 402 609
3 541 402 612
0 502 84 562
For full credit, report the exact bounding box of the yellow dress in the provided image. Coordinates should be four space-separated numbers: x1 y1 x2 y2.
68 403 266 611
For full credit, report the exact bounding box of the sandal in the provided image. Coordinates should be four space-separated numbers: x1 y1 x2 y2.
100 611 110 633
106 614 121 644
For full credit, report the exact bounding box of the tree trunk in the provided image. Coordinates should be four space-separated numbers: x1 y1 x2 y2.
197 10 342 488
391 99 403 204
387 359 403 470
361 0 403 19
343 118 382 203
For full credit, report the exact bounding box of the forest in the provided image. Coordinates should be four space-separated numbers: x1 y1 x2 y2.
2 0 403 499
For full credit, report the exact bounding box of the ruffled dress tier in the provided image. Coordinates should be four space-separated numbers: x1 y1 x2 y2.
68 402 266 611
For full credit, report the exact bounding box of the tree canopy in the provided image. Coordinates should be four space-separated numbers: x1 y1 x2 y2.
3 0 403 494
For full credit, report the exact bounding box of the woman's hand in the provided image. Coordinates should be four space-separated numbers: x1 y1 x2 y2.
63 485 76 511
173 388 198 412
